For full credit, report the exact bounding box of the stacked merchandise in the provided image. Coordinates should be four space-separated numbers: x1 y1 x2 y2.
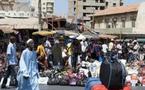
46 68 87 86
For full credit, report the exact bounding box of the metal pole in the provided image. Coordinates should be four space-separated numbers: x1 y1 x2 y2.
76 0 78 20
52 15 53 30
92 7 95 29
38 0 42 31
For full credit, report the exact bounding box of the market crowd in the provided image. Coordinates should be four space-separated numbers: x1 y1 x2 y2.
0 35 145 89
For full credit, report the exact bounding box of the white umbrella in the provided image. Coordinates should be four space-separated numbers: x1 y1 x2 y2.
69 35 78 39
55 30 79 36
76 34 86 40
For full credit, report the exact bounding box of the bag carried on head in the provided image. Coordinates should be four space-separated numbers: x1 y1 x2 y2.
100 59 127 89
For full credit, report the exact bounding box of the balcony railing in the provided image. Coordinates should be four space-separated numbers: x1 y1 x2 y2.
94 28 133 34
83 2 105 6
0 0 15 4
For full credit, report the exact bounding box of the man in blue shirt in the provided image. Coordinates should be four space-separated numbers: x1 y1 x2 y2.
1 36 18 88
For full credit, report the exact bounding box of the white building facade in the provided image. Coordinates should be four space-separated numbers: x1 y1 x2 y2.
68 0 123 23
91 2 145 36
31 0 54 17
0 0 32 18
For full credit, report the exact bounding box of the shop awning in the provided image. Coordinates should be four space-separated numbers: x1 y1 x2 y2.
0 26 16 34
98 34 118 39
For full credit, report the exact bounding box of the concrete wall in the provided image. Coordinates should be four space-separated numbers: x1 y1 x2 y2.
94 12 137 29
134 2 145 34
68 0 122 22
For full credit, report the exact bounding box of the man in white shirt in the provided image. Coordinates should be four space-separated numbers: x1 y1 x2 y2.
102 43 108 54
1 36 18 88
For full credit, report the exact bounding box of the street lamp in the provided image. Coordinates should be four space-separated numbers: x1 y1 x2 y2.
38 0 42 31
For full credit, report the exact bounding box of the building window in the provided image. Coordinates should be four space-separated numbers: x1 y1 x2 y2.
130 16 136 27
95 0 99 3
83 6 86 10
120 2 123 6
83 13 86 17
43 3 45 5
20 13 24 16
74 1 76 5
132 20 135 27
83 0 86 2
98 19 102 28
113 3 116 7
14 13 16 15
95 6 98 10
122 21 125 28
130 16 136 21
43 7 45 10
106 2 108 7
100 6 105 10
105 18 110 28
121 17 126 28
112 17 117 28
100 0 105 3
74 8 76 11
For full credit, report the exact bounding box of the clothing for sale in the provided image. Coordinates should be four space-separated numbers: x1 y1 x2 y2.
17 48 39 90
88 61 101 78
81 41 88 53
102 44 108 54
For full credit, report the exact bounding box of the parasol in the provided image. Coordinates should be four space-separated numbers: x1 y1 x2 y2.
55 30 79 36
32 31 56 36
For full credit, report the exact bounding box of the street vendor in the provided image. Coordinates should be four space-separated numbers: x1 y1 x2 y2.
36 40 48 72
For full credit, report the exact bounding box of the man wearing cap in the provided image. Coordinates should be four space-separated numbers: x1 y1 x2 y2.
17 39 39 90
1 36 18 88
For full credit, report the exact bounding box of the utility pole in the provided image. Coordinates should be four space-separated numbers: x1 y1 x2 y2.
38 0 42 31
76 0 78 19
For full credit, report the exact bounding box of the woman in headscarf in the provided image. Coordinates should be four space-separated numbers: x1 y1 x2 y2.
17 39 39 90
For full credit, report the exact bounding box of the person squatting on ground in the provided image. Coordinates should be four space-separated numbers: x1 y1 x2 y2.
17 39 39 90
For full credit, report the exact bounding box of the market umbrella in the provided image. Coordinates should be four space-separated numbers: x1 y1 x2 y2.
98 34 118 39
0 26 17 34
81 31 99 39
32 31 56 36
76 34 86 40
69 35 78 39
55 30 79 36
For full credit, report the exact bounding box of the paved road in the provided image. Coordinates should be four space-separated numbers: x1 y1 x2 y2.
1 85 84 90
1 85 145 90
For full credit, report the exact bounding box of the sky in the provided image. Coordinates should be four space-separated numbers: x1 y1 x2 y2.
54 0 145 16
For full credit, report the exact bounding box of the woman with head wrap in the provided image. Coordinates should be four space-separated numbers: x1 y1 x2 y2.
17 39 39 90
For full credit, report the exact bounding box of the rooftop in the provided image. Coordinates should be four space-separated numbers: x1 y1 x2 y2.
93 4 139 17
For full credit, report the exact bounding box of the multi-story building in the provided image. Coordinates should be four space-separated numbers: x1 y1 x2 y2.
31 0 54 17
68 0 123 23
13 0 31 12
0 0 15 10
0 0 32 18
91 2 145 38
